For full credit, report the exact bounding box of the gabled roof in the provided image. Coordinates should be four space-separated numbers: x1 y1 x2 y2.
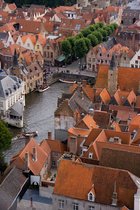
68 127 90 137
40 139 66 154
93 110 110 129
83 128 102 147
0 167 27 210
11 138 48 175
95 65 140 93
100 88 111 104
54 160 138 209
100 147 140 178
76 114 97 130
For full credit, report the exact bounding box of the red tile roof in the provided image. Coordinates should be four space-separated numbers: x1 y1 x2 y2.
54 159 137 209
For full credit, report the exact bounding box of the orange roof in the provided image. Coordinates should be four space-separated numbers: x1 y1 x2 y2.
68 127 90 137
76 114 97 129
54 5 76 13
11 138 48 175
22 34 36 45
54 159 137 209
40 139 66 154
95 64 109 89
129 114 140 132
95 65 140 93
100 88 111 104
118 67 140 93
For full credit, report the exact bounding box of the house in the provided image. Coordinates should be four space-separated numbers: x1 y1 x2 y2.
130 48 140 68
43 36 61 66
86 38 134 72
0 73 25 128
11 60 43 94
40 134 66 168
53 159 140 210
0 166 28 210
116 22 140 52
121 0 140 26
11 138 50 185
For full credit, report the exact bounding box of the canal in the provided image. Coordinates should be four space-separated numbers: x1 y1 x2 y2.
10 82 70 142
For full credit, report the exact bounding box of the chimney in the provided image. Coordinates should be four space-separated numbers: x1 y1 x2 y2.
24 152 29 171
32 147 37 161
82 80 87 87
48 131 52 139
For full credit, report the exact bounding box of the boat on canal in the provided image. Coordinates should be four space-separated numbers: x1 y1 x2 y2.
36 83 50 93
23 131 38 137
59 79 76 84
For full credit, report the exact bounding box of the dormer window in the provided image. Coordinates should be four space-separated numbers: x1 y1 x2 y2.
89 153 93 159
88 192 95 202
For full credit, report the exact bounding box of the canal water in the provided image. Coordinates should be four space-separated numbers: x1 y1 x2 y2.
9 82 70 142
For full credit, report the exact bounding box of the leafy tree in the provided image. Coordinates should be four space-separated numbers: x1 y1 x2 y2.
87 34 98 47
95 22 104 28
61 40 72 57
74 38 87 58
67 36 76 59
0 120 12 153
92 31 103 43
84 38 91 52
98 29 108 41
111 23 118 30
103 26 112 36
81 28 91 37
75 33 83 39
89 25 96 32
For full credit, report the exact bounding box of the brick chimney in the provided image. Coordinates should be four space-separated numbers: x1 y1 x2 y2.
24 152 29 170
32 147 37 161
48 131 52 139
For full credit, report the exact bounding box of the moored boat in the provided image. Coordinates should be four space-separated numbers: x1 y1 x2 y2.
23 131 38 137
59 79 76 84
36 83 50 92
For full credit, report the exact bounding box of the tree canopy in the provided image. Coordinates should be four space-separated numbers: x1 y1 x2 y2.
61 22 118 62
0 120 12 154
5 0 76 7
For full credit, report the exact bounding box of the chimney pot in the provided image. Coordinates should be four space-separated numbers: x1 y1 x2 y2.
48 131 52 139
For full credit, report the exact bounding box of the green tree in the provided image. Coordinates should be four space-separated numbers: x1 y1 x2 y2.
95 22 104 28
111 23 118 30
87 34 98 47
84 38 91 52
81 28 91 37
98 29 108 41
92 31 103 43
74 38 87 58
67 36 76 59
0 121 12 153
61 40 72 57
103 26 112 36
75 33 83 39
89 25 96 32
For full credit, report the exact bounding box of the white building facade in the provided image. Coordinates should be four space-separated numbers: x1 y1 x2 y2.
0 74 25 128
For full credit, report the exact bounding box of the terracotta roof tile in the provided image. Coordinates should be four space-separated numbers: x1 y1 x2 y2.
11 138 48 175
54 160 137 209
40 139 66 154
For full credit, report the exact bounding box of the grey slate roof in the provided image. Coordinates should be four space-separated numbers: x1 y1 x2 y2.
0 75 22 98
10 101 24 117
0 167 28 210
69 89 93 113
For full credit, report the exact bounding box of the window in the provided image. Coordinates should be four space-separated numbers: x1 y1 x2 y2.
89 206 95 210
131 64 134 68
72 203 79 210
89 153 93 159
27 43 30 47
135 60 138 64
88 193 93 201
58 200 64 209
51 52 53 58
